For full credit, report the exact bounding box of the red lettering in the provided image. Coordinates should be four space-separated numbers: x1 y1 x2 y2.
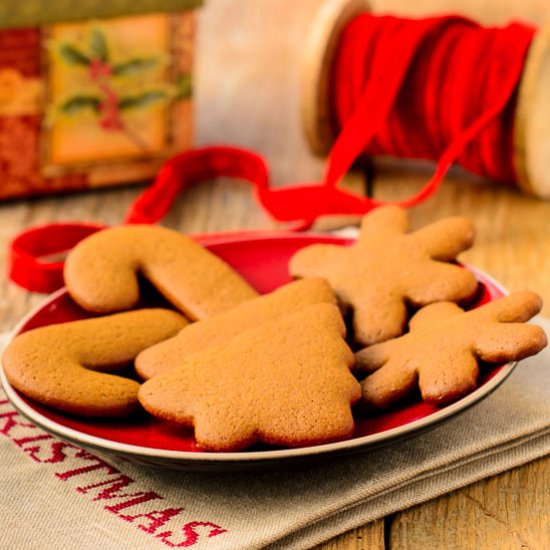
106 493 163 514
78 474 152 501
0 398 229 547
56 450 117 479
14 433 53 446
0 410 34 437
77 474 162 512
119 507 184 534
158 522 228 547
24 440 74 463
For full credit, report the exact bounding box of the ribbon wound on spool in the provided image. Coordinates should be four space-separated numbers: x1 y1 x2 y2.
327 14 536 200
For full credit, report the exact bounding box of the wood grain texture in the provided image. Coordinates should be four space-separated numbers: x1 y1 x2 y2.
322 523 386 549
1 1 549 549
390 457 550 550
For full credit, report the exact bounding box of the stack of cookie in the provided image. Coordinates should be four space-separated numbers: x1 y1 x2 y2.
2 207 547 452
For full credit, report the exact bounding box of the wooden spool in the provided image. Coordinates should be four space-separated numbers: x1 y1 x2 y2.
301 0 550 199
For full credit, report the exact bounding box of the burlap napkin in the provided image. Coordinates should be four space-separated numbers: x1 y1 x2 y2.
1 314 549 550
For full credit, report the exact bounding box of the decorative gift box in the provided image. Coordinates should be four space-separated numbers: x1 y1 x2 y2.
0 0 201 200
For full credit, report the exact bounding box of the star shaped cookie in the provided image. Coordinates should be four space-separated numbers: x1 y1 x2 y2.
289 206 477 346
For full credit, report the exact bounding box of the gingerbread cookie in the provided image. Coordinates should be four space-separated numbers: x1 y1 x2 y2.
289 206 478 346
138 303 361 451
135 277 336 380
64 225 258 319
2 309 186 417
355 291 547 410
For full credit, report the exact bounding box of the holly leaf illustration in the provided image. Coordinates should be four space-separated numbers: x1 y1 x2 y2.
118 90 167 110
175 73 192 100
59 95 101 115
89 28 109 62
112 57 159 76
59 43 91 66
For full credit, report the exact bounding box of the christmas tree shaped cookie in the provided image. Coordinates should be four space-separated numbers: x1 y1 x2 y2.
135 277 336 380
289 206 477 346
355 291 547 410
138 303 361 451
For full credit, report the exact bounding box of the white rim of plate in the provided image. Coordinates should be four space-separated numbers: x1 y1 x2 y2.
0 243 514 464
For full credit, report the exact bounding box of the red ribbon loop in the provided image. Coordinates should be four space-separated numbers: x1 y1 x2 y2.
124 146 270 225
9 222 106 293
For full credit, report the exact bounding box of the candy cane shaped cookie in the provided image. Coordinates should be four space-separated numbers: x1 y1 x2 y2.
64 225 258 318
2 309 186 417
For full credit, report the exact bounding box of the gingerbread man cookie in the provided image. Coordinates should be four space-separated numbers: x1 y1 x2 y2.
355 291 547 410
289 206 477 346
64 225 258 319
138 303 361 451
135 277 336 380
2 309 186 417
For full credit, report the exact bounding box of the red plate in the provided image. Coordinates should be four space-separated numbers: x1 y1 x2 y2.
0 233 512 471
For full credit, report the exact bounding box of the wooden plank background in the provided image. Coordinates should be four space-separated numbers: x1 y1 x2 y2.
0 0 549 547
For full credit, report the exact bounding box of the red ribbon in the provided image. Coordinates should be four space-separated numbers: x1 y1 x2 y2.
8 15 537 293
9 222 107 293
330 15 535 194
9 145 377 293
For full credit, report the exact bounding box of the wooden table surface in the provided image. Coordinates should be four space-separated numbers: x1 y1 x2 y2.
1 1 549 548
